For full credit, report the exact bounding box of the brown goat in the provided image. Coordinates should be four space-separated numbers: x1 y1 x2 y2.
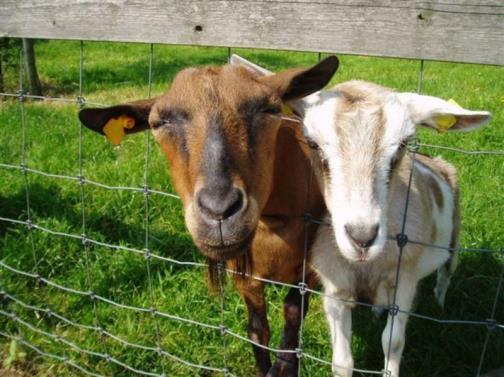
79 56 339 376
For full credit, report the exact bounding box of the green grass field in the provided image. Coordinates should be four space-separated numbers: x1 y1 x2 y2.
0 40 503 376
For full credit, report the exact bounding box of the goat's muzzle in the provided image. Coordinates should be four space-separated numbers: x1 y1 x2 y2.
188 189 259 261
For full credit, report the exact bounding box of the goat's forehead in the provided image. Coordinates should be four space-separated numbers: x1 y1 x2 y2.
303 92 409 148
168 65 269 102
302 93 339 140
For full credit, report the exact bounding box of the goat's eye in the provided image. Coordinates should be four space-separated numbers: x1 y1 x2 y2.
261 106 281 115
398 141 407 153
389 140 407 170
151 120 166 130
320 157 329 172
307 140 319 150
155 108 189 129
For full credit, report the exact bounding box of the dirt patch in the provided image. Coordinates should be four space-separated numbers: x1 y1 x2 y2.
0 367 29 377
1 349 37 377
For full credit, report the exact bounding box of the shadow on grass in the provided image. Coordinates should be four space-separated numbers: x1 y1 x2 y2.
2 183 502 376
46 50 230 98
39 47 316 98
349 249 503 376
0 182 202 295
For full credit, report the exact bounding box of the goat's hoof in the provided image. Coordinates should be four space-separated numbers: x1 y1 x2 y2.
255 363 273 377
266 358 298 377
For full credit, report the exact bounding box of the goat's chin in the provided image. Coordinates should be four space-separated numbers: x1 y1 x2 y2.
339 247 380 263
196 233 254 261
184 200 259 262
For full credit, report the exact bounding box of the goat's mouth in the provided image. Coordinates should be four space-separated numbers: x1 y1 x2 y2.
197 231 255 261
339 248 370 263
343 246 383 263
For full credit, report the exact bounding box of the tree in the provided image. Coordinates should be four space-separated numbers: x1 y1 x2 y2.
22 38 43 96
0 40 4 94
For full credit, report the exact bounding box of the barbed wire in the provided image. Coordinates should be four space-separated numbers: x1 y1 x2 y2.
0 44 502 377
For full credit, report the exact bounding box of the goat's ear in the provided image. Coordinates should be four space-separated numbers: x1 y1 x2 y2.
261 56 339 101
229 54 273 76
79 98 156 145
397 93 491 132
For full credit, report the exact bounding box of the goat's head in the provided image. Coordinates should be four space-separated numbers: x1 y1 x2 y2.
79 57 338 262
293 81 491 262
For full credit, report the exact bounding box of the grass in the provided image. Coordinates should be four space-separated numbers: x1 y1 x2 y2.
0 40 503 376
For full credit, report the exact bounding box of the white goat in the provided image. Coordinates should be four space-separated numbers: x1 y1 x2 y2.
291 81 491 377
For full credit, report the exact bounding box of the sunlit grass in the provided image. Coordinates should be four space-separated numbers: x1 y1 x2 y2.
0 40 502 376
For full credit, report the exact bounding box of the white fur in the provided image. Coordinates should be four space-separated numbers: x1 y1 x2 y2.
302 82 490 377
226 55 491 375
227 58 491 377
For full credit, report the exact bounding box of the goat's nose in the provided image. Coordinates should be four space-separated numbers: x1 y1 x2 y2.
344 223 379 249
197 186 244 221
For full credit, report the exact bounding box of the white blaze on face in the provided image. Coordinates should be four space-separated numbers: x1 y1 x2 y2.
301 90 414 262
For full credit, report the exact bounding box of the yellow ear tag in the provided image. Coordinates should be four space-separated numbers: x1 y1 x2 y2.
448 99 461 108
282 104 294 116
103 115 135 146
434 115 457 133
434 98 460 133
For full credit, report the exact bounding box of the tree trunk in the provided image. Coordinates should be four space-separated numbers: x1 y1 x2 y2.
0 52 4 95
0 38 4 94
22 38 42 96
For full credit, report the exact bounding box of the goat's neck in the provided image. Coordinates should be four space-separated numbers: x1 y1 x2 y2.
262 122 325 221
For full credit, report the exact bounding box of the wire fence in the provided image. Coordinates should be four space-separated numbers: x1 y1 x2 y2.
0 41 503 377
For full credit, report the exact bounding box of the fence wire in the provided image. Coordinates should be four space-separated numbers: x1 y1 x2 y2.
0 42 503 377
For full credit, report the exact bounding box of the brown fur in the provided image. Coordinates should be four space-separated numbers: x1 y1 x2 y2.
227 121 325 282
415 154 460 253
165 68 327 375
151 65 326 278
333 82 389 203
79 58 339 377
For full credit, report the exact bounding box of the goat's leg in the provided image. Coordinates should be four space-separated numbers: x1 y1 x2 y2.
323 291 353 377
241 281 272 377
434 250 458 309
267 274 316 377
381 277 417 377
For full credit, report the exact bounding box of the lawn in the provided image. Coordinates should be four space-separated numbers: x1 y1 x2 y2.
0 40 503 376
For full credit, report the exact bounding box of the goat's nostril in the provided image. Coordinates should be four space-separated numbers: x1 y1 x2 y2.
222 190 243 219
344 223 379 249
197 187 245 220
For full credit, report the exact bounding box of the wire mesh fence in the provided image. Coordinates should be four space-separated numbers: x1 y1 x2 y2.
0 40 503 377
